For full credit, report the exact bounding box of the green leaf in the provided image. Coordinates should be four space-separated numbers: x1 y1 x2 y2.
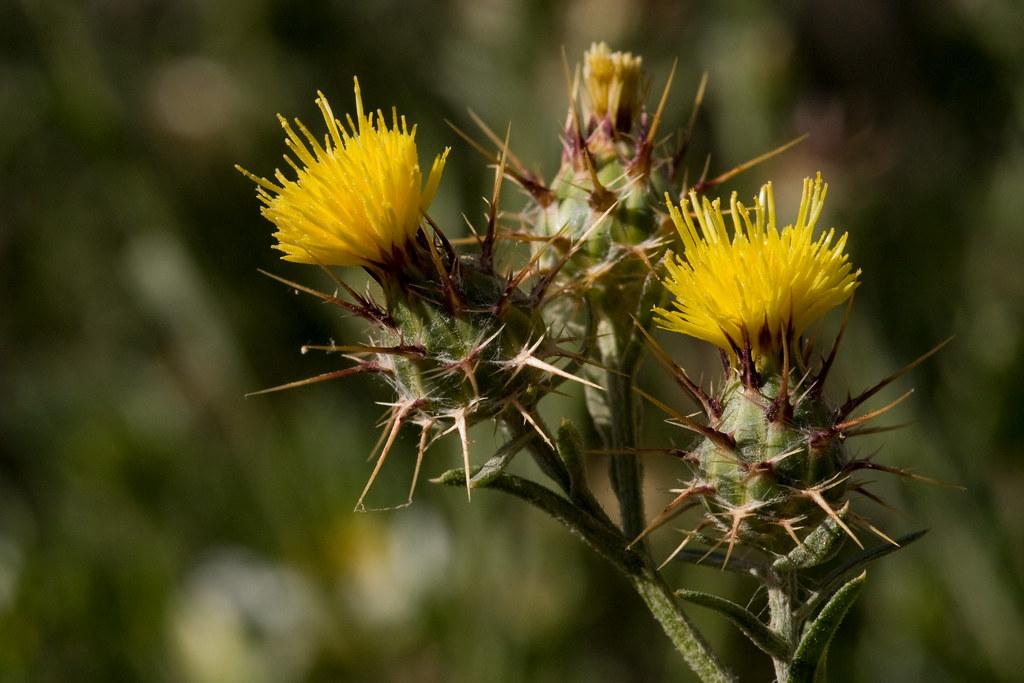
799 529 926 623
787 572 866 683
818 529 927 589
470 428 537 487
773 505 849 572
677 590 790 660
557 419 586 490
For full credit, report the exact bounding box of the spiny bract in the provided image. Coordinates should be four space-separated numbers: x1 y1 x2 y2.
240 79 589 510
642 177 922 566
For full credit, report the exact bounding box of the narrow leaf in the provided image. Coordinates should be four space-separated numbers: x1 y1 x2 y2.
556 419 587 498
787 572 866 683
470 428 538 487
556 419 611 523
815 528 929 598
677 590 790 660
773 505 849 572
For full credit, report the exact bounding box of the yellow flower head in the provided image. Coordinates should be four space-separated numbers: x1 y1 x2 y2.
238 78 449 267
583 42 644 127
655 174 860 364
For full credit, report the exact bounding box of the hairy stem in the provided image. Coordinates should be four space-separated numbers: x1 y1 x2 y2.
608 366 645 541
630 567 737 683
446 472 735 682
502 417 572 495
768 572 797 681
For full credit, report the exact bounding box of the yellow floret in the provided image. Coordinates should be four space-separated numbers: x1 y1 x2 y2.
238 77 449 267
583 41 643 125
655 174 860 363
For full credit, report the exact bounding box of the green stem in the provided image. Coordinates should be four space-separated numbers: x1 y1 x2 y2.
768 572 797 682
629 568 737 683
608 366 645 541
502 417 572 495
446 472 735 683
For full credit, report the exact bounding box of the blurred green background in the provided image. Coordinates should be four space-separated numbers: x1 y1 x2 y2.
2 1 1022 681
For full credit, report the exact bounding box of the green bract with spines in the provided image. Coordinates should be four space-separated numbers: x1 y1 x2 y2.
691 373 847 554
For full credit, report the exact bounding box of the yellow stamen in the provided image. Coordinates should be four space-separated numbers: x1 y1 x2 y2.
655 174 860 363
583 42 643 126
237 77 449 267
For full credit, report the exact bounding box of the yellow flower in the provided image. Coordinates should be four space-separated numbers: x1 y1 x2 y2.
238 78 449 267
583 42 643 126
655 174 860 363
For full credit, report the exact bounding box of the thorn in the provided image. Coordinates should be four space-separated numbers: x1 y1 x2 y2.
257 269 391 327
805 488 862 549
721 507 750 570
692 134 809 194
445 117 551 203
770 333 792 422
837 337 953 420
585 447 696 462
697 153 712 190
628 484 713 548
402 420 434 507
454 410 472 501
844 422 914 438
467 109 530 178
633 387 736 451
501 229 562 307
423 211 460 266
530 198 620 304
777 517 804 548
764 446 805 468
246 363 388 397
849 512 901 547
844 459 963 489
640 59 677 154
582 145 615 211
658 521 711 570
814 297 854 395
670 72 709 180
481 123 512 271
354 400 418 511
523 354 603 390
421 214 463 313
632 320 719 419
299 343 425 358
851 484 904 514
511 399 553 449
835 389 914 431
791 366 817 408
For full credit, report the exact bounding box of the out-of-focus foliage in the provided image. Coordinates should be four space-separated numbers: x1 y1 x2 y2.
1 1 1021 681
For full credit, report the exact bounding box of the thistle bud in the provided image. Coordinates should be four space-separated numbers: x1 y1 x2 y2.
639 176 914 561
583 41 645 137
241 79 587 508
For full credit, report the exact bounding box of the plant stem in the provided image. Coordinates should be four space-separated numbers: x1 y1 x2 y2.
629 566 737 683
768 571 797 682
608 366 645 541
502 417 572 495
450 472 736 683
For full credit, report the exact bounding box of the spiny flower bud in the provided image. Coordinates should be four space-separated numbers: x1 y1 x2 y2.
240 79 588 509
640 176 920 564
530 44 672 316
583 41 645 134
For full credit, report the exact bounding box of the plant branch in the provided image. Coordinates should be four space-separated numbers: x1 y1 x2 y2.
436 471 735 682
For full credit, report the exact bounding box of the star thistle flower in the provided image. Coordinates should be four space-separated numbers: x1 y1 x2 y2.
655 174 860 363
583 41 644 129
237 78 449 268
